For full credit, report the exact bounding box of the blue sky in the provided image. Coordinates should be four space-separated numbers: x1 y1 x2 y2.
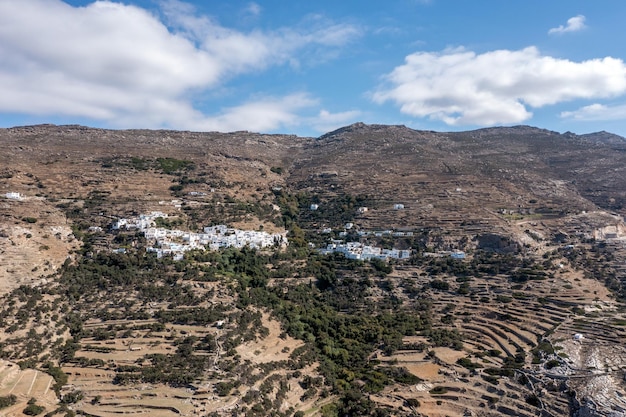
1 0 626 137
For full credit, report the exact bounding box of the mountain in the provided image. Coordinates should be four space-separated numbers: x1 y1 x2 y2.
0 123 625 417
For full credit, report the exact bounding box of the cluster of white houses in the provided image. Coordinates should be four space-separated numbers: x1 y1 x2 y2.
3 192 22 200
320 241 412 261
112 212 287 260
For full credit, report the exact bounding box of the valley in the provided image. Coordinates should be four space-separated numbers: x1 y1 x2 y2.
0 123 625 416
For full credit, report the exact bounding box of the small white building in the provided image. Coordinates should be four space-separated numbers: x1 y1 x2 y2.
357 207 368 213
393 204 405 210
4 192 21 200
112 219 127 230
310 204 319 211
345 222 354 230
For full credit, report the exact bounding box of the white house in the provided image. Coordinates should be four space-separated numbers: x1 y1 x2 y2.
112 219 128 230
310 204 319 211
393 204 404 210
5 192 21 200
320 241 412 261
118 212 288 260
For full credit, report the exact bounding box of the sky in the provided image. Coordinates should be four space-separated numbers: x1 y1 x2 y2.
1 0 626 137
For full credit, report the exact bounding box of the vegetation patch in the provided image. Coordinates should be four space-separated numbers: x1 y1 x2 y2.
157 157 195 174
0 395 17 409
429 386 449 395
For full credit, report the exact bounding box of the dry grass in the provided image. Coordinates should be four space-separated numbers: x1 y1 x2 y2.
0 361 57 416
236 312 303 364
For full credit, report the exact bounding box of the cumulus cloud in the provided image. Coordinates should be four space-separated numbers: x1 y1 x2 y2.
0 0 361 131
145 95 361 134
372 46 626 126
310 109 362 133
549 15 586 35
561 103 626 121
179 93 319 132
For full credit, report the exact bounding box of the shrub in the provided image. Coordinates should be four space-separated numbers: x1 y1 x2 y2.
169 184 183 192
484 367 514 377
482 374 499 385
485 395 499 404
526 394 541 407
23 398 45 415
430 279 449 291
61 390 84 404
405 398 420 407
0 394 17 409
429 386 448 395
456 357 482 370
545 359 561 369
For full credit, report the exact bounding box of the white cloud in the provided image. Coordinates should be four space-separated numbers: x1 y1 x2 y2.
310 109 362 133
549 15 586 35
245 2 262 17
169 99 361 134
178 93 319 132
372 46 626 126
0 0 361 132
561 103 626 121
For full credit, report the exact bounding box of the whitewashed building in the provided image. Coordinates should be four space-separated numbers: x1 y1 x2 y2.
4 192 21 200
320 242 411 261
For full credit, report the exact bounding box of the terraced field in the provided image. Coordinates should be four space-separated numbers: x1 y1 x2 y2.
1 124 626 416
371 263 626 416
0 361 57 416
53 313 313 416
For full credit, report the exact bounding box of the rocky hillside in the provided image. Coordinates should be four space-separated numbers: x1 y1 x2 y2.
0 123 625 417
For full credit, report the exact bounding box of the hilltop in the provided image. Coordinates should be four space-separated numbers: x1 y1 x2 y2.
0 123 625 416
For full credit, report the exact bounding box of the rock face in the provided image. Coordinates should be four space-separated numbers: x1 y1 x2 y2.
0 195 78 293
558 337 626 416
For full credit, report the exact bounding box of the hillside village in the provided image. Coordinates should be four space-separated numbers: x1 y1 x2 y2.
319 241 412 261
2 124 626 416
112 211 421 262
111 211 288 260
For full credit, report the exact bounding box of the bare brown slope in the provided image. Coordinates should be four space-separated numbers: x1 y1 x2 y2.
0 125 309 292
287 123 625 236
